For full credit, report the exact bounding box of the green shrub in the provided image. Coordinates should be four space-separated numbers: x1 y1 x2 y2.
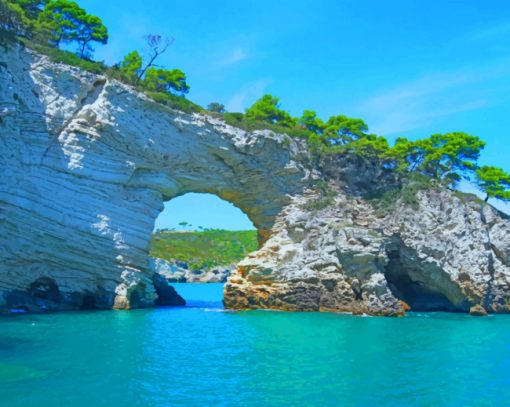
306 179 337 210
22 39 106 74
369 189 399 215
453 190 484 205
146 91 203 113
307 195 335 210
150 229 258 269
368 173 433 214
400 172 433 207
222 112 246 126
222 111 314 140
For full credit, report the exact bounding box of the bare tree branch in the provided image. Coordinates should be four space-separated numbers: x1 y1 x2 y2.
136 34 174 84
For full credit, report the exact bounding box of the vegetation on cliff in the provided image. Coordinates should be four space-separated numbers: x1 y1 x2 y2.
1 0 107 58
476 166 510 202
0 0 197 111
230 94 510 207
150 229 258 270
2 0 509 204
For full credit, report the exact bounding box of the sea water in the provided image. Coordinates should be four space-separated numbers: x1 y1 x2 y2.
1 283 510 406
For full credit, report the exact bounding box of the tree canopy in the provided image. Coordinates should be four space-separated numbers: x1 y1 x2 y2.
112 36 190 105
475 166 510 202
240 94 506 202
37 1 108 57
245 94 296 128
1 0 108 58
207 102 226 113
38 0 81 47
119 50 143 82
142 67 189 95
0 0 46 38
72 11 108 58
390 132 485 185
322 115 369 146
299 110 325 134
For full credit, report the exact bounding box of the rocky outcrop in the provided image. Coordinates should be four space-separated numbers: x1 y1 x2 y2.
151 257 232 283
225 188 510 315
1 44 510 315
152 273 186 306
469 304 488 316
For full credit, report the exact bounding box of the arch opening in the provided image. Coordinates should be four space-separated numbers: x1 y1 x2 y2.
150 193 259 307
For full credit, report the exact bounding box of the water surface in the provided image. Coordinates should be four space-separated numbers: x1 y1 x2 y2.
1 283 509 406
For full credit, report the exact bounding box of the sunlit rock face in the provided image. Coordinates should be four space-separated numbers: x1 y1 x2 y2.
1 44 510 315
0 45 309 311
225 188 510 315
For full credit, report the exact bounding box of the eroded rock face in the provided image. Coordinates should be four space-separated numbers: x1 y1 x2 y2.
1 44 510 315
225 188 510 315
0 45 310 311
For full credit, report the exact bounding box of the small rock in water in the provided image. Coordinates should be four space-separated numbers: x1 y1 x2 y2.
469 304 488 317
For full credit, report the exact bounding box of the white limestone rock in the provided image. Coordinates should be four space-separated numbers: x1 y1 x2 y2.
225 187 510 315
0 44 309 311
1 44 510 315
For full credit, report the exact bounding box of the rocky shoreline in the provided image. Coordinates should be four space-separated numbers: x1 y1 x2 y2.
151 257 232 283
1 44 509 315
225 187 510 316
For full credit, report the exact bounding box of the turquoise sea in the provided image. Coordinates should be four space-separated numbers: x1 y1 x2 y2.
1 283 510 406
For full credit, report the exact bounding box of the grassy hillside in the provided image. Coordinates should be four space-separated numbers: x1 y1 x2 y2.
150 230 258 270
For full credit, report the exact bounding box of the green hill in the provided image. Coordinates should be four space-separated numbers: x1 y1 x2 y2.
150 230 258 270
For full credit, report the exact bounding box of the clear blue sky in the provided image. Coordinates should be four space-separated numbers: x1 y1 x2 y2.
78 0 510 228
154 193 254 231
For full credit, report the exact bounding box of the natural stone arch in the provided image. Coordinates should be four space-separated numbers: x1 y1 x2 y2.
2 46 510 315
150 192 257 288
96 100 312 309
0 46 312 311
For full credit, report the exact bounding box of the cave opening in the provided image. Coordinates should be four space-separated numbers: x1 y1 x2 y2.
384 249 461 312
151 192 258 308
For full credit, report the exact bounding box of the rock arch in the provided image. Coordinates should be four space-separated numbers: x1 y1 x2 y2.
2 46 510 315
0 46 311 311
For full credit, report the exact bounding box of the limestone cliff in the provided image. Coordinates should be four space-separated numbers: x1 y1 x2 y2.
225 188 510 315
1 44 509 315
0 44 309 311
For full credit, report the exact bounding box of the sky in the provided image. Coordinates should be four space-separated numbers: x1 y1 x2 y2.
77 0 510 229
154 193 254 231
